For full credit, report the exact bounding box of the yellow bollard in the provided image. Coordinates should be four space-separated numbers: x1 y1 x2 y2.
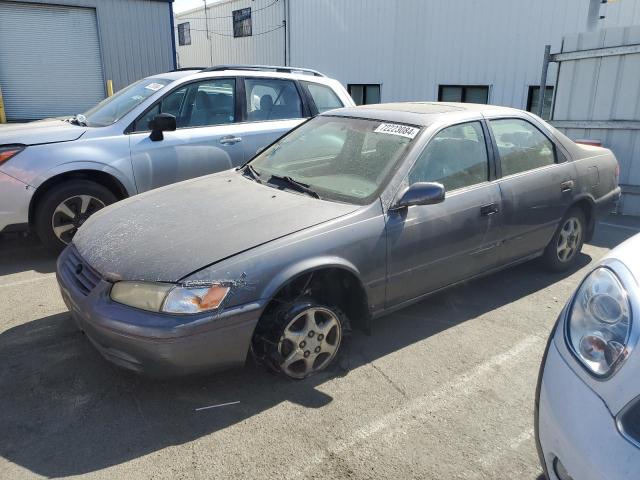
106 80 114 97
0 85 6 123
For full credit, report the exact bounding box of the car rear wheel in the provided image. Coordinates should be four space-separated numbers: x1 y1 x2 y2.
542 207 585 272
35 180 117 252
253 299 348 380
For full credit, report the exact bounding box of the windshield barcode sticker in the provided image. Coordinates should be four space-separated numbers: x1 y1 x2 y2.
145 82 164 92
374 123 420 139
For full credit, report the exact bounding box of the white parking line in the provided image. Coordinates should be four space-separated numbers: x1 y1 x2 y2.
599 222 640 232
285 335 543 479
0 274 56 289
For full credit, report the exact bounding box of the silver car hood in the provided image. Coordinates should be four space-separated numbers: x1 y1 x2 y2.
73 170 360 282
0 119 86 145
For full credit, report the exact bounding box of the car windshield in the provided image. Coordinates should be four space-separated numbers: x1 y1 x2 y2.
82 78 172 127
248 116 420 204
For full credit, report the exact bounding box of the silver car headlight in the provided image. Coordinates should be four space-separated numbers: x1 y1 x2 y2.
110 281 230 314
566 267 632 377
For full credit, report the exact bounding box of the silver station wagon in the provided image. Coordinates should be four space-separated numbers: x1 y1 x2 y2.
0 65 352 250
56 102 621 379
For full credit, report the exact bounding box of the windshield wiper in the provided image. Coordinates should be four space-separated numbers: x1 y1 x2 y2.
269 174 321 199
242 164 263 183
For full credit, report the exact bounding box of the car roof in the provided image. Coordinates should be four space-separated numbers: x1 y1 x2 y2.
325 102 524 126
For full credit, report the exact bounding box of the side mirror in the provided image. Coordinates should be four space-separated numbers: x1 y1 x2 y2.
148 113 176 141
392 182 445 209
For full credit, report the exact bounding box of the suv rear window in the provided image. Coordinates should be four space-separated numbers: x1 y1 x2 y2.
302 81 344 114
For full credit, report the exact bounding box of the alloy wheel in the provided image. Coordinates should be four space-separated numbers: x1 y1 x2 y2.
278 307 342 379
556 216 582 262
51 195 106 244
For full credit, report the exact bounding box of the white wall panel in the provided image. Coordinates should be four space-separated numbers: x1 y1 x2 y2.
553 25 640 215
175 0 285 68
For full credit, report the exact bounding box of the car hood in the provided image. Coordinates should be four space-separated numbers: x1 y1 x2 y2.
0 119 86 146
73 170 360 282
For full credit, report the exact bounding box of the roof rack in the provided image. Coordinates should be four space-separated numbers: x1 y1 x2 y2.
171 67 208 72
201 64 326 77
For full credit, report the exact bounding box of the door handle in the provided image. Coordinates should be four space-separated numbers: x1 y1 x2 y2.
220 135 242 145
561 180 574 193
480 203 499 216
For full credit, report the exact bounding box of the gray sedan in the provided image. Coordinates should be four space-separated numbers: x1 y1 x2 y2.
56 102 621 379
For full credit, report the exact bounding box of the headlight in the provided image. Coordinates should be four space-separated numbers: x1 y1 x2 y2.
0 145 25 165
566 267 632 377
110 281 230 314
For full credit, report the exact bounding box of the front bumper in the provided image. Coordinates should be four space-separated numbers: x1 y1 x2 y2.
56 247 265 376
0 171 33 233
536 340 639 479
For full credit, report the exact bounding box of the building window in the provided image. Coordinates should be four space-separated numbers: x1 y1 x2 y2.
348 84 381 105
177 22 191 46
233 8 252 37
438 85 489 104
527 86 554 120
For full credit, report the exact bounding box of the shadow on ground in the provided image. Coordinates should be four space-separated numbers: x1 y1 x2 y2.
0 251 591 477
0 233 56 275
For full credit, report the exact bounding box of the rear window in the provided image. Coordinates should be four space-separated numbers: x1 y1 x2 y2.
302 81 344 114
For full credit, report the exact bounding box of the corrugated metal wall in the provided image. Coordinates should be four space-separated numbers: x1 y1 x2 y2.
176 0 640 112
288 0 596 107
552 25 640 215
175 0 285 67
0 2 105 119
0 0 174 93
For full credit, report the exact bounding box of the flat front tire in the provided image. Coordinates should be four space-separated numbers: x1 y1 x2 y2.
35 180 117 253
253 299 349 380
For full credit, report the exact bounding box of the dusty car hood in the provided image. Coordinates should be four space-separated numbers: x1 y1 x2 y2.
73 170 359 282
0 119 86 145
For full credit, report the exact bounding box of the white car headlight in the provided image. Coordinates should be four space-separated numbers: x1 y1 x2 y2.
566 267 632 377
110 281 230 314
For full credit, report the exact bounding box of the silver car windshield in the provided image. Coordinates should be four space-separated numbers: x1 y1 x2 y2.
82 78 172 127
249 116 419 204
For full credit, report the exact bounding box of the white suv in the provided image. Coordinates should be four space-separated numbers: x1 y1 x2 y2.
0 65 353 250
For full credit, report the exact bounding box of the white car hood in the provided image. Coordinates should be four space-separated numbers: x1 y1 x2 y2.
0 119 86 146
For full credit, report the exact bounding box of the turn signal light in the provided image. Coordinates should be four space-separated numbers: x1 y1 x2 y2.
0 145 25 165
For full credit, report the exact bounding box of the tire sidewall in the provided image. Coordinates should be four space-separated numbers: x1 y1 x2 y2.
35 180 117 252
258 298 349 380
543 208 586 271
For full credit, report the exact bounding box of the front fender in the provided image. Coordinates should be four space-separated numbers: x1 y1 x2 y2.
261 255 364 301
32 161 137 196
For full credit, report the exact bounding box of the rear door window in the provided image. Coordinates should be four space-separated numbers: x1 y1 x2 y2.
489 118 556 176
245 78 303 121
302 81 344 114
409 121 489 191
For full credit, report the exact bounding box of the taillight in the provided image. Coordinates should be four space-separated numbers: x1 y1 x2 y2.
0 145 25 165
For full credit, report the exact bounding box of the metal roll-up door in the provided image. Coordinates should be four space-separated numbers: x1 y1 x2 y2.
0 2 105 121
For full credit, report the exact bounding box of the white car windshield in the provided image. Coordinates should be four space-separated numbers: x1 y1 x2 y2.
249 116 420 204
81 78 172 127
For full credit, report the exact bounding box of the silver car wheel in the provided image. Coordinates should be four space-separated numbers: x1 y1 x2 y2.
556 216 582 262
51 195 106 245
278 307 342 379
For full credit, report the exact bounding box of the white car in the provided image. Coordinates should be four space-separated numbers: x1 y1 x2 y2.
536 232 640 479
0 65 353 251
